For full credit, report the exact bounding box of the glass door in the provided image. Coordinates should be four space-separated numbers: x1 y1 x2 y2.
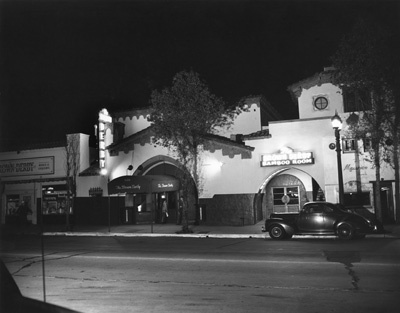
272 187 300 213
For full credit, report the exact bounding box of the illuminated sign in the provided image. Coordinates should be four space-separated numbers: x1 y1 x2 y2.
98 108 111 175
0 157 55 177
261 151 314 167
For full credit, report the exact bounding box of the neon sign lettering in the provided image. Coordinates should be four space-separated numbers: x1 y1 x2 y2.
261 151 314 167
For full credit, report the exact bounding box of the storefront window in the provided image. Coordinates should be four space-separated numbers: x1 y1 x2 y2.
6 195 20 216
42 185 70 215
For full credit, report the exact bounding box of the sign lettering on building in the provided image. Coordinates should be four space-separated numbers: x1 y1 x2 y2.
0 157 55 177
261 151 314 167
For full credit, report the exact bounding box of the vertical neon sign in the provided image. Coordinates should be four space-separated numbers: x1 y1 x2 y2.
98 108 112 175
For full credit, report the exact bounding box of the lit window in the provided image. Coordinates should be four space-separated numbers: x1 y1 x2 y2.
313 96 329 110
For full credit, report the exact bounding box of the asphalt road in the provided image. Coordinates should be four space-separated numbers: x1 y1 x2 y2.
1 236 400 313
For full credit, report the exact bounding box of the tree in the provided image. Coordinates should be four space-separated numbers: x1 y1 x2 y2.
149 70 238 231
331 17 399 222
65 134 80 230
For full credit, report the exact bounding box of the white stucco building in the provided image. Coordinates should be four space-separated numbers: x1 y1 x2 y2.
1 68 397 226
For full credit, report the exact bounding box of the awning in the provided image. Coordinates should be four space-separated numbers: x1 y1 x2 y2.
108 175 180 195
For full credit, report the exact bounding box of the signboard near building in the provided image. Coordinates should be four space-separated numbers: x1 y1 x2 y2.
0 157 55 177
108 175 180 194
261 151 314 167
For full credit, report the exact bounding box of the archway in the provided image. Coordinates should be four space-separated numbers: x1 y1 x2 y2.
134 155 198 224
254 167 325 221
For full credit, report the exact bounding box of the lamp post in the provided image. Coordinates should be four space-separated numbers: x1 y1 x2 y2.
331 112 344 205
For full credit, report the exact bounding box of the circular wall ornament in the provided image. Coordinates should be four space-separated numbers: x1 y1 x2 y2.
329 143 336 150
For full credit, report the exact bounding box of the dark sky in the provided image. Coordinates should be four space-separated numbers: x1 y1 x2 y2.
1 0 398 146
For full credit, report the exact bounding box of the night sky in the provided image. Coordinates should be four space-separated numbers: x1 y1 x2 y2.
1 0 398 146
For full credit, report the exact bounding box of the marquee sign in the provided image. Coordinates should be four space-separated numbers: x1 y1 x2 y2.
98 108 112 175
0 157 55 177
261 151 314 167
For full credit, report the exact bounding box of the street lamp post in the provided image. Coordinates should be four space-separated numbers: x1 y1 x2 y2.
331 112 344 205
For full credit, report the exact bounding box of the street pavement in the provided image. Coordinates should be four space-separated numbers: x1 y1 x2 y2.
1 221 400 239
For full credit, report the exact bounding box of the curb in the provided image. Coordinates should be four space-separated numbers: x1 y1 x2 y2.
43 232 267 239
42 232 398 239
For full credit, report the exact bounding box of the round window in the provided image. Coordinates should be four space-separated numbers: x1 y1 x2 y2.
314 96 328 110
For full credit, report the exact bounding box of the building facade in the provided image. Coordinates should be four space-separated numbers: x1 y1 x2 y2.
93 69 396 225
1 69 397 227
0 134 91 226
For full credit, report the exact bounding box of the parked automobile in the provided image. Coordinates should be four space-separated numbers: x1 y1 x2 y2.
341 205 385 234
262 201 381 240
0 259 80 313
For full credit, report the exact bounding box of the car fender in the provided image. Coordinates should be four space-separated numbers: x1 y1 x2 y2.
335 220 354 231
267 222 295 236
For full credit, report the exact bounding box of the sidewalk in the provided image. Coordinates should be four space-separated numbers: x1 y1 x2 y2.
1 222 400 239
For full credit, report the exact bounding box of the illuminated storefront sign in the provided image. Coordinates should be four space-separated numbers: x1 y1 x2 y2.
0 157 55 177
261 151 314 167
98 108 112 175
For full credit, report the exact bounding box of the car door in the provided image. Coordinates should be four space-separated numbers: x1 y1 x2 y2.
322 203 343 232
297 203 325 232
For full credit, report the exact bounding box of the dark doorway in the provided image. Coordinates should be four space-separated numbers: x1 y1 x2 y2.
155 191 179 224
380 182 395 223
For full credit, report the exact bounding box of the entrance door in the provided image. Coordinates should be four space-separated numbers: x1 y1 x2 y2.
272 187 300 213
155 192 178 224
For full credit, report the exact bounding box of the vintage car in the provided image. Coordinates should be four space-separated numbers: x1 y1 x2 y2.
262 202 380 240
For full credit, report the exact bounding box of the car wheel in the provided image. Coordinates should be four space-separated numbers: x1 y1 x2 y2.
269 225 287 240
336 224 354 240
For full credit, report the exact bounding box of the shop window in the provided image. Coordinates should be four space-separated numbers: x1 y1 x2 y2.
6 195 20 216
342 138 356 153
42 185 70 215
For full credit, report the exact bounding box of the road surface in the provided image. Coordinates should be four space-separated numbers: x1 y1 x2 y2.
1 235 400 313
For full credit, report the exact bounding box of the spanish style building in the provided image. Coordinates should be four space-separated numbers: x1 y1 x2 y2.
1 68 397 227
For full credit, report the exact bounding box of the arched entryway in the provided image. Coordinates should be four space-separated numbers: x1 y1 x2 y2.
255 167 325 221
107 174 180 224
134 155 198 224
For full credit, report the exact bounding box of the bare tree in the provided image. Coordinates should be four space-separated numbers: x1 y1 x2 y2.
65 134 80 230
